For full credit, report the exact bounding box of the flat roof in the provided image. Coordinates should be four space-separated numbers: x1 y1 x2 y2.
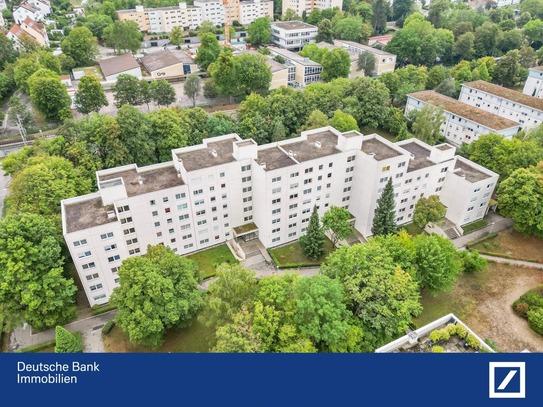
399 141 434 172
64 197 116 233
454 159 491 183
272 21 316 31
268 47 321 66
530 66 543 72
141 50 182 72
266 57 288 72
316 42 358 61
98 165 184 197
361 137 402 161
99 54 139 78
283 131 341 163
176 137 238 171
463 80 543 112
256 146 297 171
334 39 395 56
408 90 520 131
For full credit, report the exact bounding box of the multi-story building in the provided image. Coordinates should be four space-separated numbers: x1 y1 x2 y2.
282 0 342 17
405 91 521 146
7 17 49 49
459 80 543 130
116 0 273 33
28 0 51 16
0 12 4 28
0 0 7 12
268 47 322 87
271 21 317 51
62 126 498 306
468 0 519 8
13 1 42 23
522 66 543 99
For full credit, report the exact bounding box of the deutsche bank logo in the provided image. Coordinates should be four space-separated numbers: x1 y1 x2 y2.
489 362 526 399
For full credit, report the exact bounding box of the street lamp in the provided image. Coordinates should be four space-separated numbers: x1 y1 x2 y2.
489 221 496 235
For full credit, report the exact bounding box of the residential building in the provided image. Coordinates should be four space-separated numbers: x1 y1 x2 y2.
0 0 7 12
62 126 498 306
13 1 43 23
315 42 362 79
281 0 342 17
140 49 197 79
459 80 543 130
116 0 272 33
522 66 543 99
375 313 494 353
368 34 393 48
99 54 142 82
28 0 51 16
468 0 519 8
405 90 521 146
0 12 4 28
7 17 49 48
268 47 322 87
271 21 317 51
333 39 396 76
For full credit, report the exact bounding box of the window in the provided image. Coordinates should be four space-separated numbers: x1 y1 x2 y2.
129 248 141 255
343 186 351 193
126 238 138 245
288 232 297 238
304 167 313 174
82 262 96 270
272 208 281 215
289 203 298 210
184 243 194 249
104 244 117 252
221 183 226 188
303 188 312 195
169 228 174 234
272 187 281 194
241 164 251 172
123 228 135 235
345 176 353 183
290 193 298 200
242 176 251 183
152 210 159 216
175 193 186 200
440 167 447 173
196 210 206 216
435 187 443 192
438 177 445 183
395 173 403 179
289 213 297 219
487 183 494 189
100 232 114 240
243 206 252 212
117 205 130 213
272 237 280 243
290 183 299 189
302 208 310 214
342 196 349 202
179 214 189 221
347 155 355 162
78 251 92 259
396 216 404 222
243 186 252 193
467 206 474 212
220 172 225 178
272 176 281 183
346 166 354 173
272 228 280 234
154 221 160 227
163 197 169 203
177 203 188 210
302 217 309 224
164 208 171 213
197 220 207 226
474 187 481 193
272 198 281 205
304 178 312 185
180 224 191 231
89 284 103 292
243 196 252 203
244 215 253 222
114 278 120 284
200 238 210 245
120 217 132 224
398 162 406 168
193 189 203 196
319 164 323 170
85 273 99 281
326 183 331 189
382 166 390 172
108 255 121 263
290 172 299 178
182 234 193 240
272 218 280 224
150 200 156 206
93 294 106 301
73 239 87 247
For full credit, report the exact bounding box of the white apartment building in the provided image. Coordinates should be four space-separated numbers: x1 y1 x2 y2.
522 66 543 99
333 39 396 76
271 21 317 51
282 0 342 17
0 0 7 12
13 1 43 24
268 47 322 87
117 0 272 33
405 91 521 146
459 80 543 130
468 0 519 8
62 127 497 306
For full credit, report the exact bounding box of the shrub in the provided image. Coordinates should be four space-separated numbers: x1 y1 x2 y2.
527 308 543 335
465 333 481 349
54 326 83 353
432 345 445 353
102 320 115 335
513 300 530 317
520 289 543 309
429 328 450 342
455 325 468 339
459 250 487 274
484 338 501 352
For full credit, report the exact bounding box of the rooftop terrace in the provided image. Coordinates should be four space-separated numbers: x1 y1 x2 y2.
361 137 402 161
64 196 116 233
176 137 238 171
454 159 491 183
463 80 543 112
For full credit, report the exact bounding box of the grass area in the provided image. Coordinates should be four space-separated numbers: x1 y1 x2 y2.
462 219 488 235
360 126 396 142
401 222 425 236
186 244 238 278
268 238 336 268
470 230 543 263
17 339 56 353
103 316 216 352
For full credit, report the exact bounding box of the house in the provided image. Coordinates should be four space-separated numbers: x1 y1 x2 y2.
281 0 342 17
368 34 393 48
522 66 543 99
405 90 521 145
468 0 519 8
459 80 543 130
0 12 5 28
99 53 142 82
271 21 317 51
140 50 197 79
13 1 42 24
268 47 322 88
28 0 51 16
62 126 498 306
265 57 289 89
7 17 49 48
333 39 396 76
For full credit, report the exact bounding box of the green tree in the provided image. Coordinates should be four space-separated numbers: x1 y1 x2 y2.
299 205 326 259
413 234 462 294
520 0 543 20
28 71 71 122
412 104 445 145
7 96 34 128
183 73 201 107
294 275 352 351
248 17 271 46
316 19 334 43
393 0 415 26
499 28 525 53
302 109 330 130
0 32 19 70
212 306 263 352
371 178 396 236
518 46 537 69
111 245 203 347
113 73 144 107
207 111 238 136
74 75 108 114
493 49 523 87
426 65 448 90
524 19 543 47
453 32 475 61
197 20 216 37
322 205 354 245
271 119 286 141
84 14 113 39
321 48 351 81
103 20 143 54
13 57 41 93
0 214 77 331
371 0 389 34
357 51 376 76
282 8 300 21
428 0 451 28
413 195 447 228
330 109 359 132
60 26 98 67
334 17 371 43
116 105 156 166
498 163 543 237
150 79 176 107
208 48 237 97
169 26 183 46
150 108 188 161
474 22 502 57
459 250 487 274
196 32 221 70
100 1 117 19
346 76 390 128
234 53 272 95
54 326 83 353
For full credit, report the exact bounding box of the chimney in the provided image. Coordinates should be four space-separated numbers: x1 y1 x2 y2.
315 140 321 149
211 149 218 158
137 176 143 185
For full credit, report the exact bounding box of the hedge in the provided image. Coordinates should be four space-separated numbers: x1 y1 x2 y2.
91 303 117 316
102 320 115 335
466 232 497 248
17 339 56 353
474 250 539 263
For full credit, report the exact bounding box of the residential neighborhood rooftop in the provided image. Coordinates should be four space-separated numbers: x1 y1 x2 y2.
99 53 139 77
408 90 520 131
361 137 402 161
454 159 491 183
64 196 116 233
140 50 182 72
398 141 435 172
268 47 321 66
256 146 297 171
176 137 238 171
530 66 543 72
463 80 543 112
334 39 396 56
316 41 358 61
271 21 316 30
282 131 341 163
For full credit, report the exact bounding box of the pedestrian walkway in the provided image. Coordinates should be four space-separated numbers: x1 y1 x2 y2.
453 213 513 249
480 254 543 270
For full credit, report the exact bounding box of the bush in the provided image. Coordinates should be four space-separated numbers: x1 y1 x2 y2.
429 328 450 342
513 300 530 317
91 303 117 315
54 326 83 353
455 325 468 339
432 345 445 353
459 250 487 274
17 339 56 353
484 338 501 352
102 320 115 335
465 333 481 349
203 79 218 99
520 289 543 309
527 308 543 335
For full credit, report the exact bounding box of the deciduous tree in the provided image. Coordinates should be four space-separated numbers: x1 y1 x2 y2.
196 32 221 70
412 104 445 145
150 79 176 107
169 26 183 46
321 48 351 81
413 195 447 228
329 109 359 132
55 326 83 353
322 206 354 245
316 19 334 43
60 26 98 67
248 17 271 46
357 51 376 76
113 74 144 107
183 73 201 107
103 20 143 54
74 75 108 114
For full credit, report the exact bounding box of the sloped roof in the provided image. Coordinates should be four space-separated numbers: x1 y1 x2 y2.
99 54 140 77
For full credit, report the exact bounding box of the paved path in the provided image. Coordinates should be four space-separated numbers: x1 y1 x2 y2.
480 255 543 270
453 213 513 249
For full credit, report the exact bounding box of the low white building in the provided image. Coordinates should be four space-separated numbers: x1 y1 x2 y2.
282 0 342 17
459 80 543 130
268 47 321 88
333 39 396 76
522 66 543 99
62 126 498 306
271 21 317 51
29 0 51 16
140 50 197 79
239 0 273 25
0 12 5 28
99 54 142 82
468 0 519 7
0 0 7 12
405 90 521 146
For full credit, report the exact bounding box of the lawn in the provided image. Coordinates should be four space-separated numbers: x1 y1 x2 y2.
186 244 238 278
470 229 543 263
462 219 488 235
414 262 543 352
401 222 425 236
268 238 336 268
103 317 216 353
360 126 396 142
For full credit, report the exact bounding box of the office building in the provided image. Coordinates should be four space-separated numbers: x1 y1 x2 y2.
271 21 317 51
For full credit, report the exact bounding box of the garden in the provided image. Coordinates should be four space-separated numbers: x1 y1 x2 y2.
469 230 543 263
268 238 336 269
186 244 238 278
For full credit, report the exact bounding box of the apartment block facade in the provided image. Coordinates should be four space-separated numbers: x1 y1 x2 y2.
268 47 322 87
405 91 521 146
62 127 498 306
523 66 543 99
281 0 342 17
459 80 543 130
117 0 272 33
271 21 317 51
